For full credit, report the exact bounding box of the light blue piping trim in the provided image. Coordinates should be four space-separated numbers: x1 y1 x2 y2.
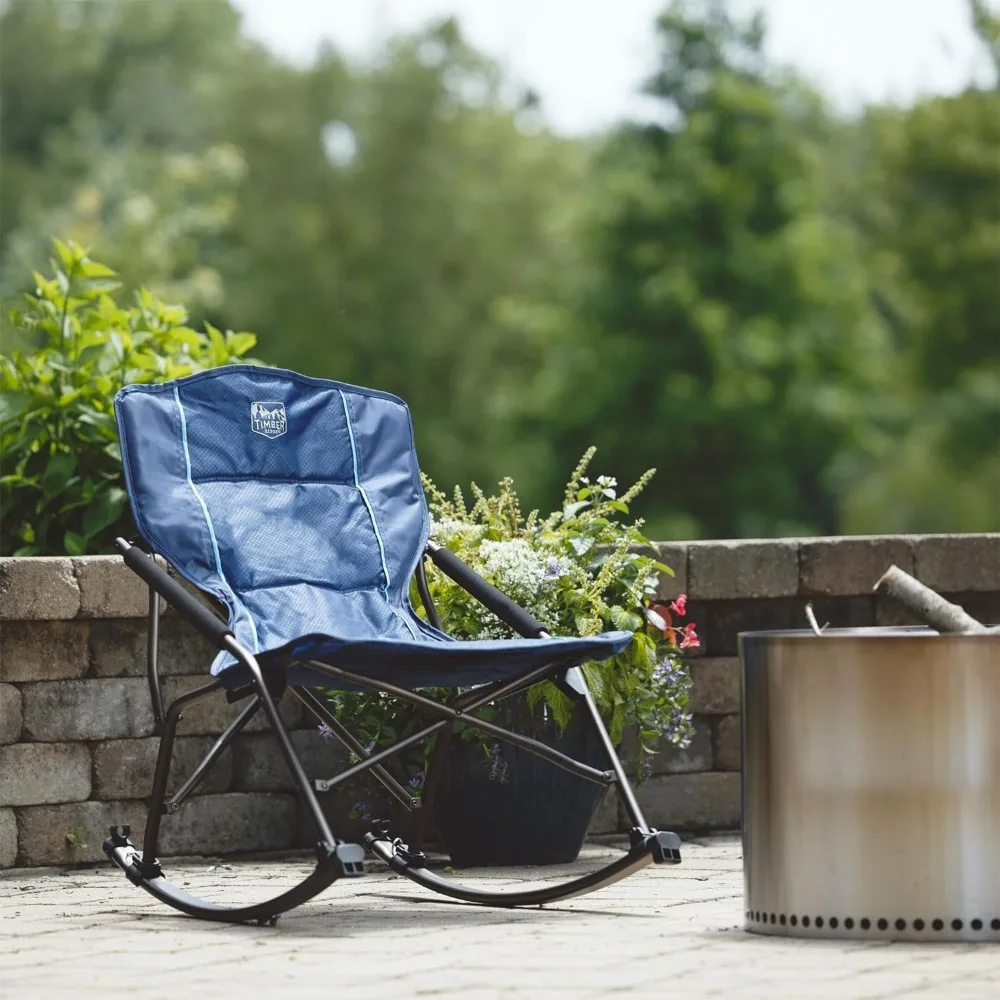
339 390 418 638
174 387 259 653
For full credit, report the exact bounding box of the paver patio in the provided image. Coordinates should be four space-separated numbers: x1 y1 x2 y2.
1 837 997 999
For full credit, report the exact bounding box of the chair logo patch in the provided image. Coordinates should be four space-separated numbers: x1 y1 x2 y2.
250 401 287 439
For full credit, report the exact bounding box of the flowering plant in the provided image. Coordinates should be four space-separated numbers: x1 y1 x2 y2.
325 449 696 800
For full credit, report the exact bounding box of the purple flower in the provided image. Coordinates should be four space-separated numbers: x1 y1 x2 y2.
544 556 567 581
487 741 508 784
661 708 693 748
408 772 424 789
317 723 335 742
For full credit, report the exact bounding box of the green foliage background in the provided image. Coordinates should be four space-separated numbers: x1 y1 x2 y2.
2 0 998 551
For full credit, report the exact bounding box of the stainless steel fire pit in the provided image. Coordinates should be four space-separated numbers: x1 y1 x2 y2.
740 627 1000 941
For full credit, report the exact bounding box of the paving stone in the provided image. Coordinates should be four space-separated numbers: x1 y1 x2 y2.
713 715 741 771
655 543 688 601
0 807 15 867
93 737 233 800
157 792 297 856
0 683 22 744
0 743 91 806
688 539 799 600
231 730 349 792
915 534 1000 593
0 557 80 620
635 771 741 831
800 535 915 596
21 678 154 741
0 620 89 682
15 799 147 865
74 556 149 618
688 658 740 715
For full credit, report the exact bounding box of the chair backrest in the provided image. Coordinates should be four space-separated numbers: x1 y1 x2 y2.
115 365 430 660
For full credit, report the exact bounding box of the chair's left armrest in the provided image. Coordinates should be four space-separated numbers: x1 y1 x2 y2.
115 537 232 649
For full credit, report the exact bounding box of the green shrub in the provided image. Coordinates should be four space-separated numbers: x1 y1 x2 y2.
0 239 259 556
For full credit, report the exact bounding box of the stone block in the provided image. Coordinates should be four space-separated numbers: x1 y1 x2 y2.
232 730 347 792
713 715 741 771
696 597 874 656
21 678 154 741
16 799 146 865
0 620 89 682
587 788 620 836
635 772 741 832
0 743 91 806
89 617 218 678
800 535 915 596
915 534 1000 593
0 683 22 744
0 557 80 620
688 539 799 600
623 718 713 776
0 807 16 867
162 676 302 736
88 619 146 677
688 658 740 715
74 556 149 618
93 736 232 800
157 792 297 856
655 543 688 601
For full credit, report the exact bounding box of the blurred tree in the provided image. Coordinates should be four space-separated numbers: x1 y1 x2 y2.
544 0 892 538
215 19 587 494
1 0 995 543
0 0 249 309
830 3 1000 532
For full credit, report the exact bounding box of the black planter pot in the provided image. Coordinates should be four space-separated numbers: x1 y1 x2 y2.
432 699 609 866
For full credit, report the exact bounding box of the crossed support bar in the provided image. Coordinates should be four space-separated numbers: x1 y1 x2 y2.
102 536 682 923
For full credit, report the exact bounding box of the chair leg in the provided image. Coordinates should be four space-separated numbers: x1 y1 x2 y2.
104 640 366 923
366 665 682 906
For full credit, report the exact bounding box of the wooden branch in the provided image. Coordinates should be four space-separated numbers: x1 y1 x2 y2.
804 603 825 637
873 564 996 634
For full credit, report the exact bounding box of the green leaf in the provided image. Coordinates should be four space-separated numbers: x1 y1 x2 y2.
82 487 127 540
40 452 76 499
0 391 31 426
52 238 78 272
79 259 118 279
63 531 86 556
225 331 257 356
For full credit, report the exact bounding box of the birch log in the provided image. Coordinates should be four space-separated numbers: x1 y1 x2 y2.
873 564 997 634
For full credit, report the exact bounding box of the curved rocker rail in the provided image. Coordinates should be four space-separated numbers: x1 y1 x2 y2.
103 833 362 924
365 829 682 908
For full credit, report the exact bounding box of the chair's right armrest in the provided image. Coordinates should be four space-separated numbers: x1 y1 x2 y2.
115 538 232 648
425 541 546 639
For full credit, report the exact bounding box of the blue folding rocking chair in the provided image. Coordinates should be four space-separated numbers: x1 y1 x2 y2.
103 364 682 921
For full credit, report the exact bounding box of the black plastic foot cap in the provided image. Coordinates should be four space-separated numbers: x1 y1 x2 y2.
648 831 682 865
335 842 366 877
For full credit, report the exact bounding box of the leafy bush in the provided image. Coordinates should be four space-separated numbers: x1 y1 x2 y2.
326 449 696 807
0 239 259 556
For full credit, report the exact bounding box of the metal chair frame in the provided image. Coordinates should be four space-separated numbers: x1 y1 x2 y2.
104 536 682 923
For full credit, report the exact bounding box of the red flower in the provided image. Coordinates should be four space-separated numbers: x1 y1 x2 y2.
670 593 687 617
678 622 700 650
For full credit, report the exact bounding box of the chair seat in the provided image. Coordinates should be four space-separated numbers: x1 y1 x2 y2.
218 630 634 691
